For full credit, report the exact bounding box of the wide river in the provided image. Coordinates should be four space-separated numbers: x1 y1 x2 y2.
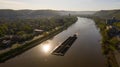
0 17 106 67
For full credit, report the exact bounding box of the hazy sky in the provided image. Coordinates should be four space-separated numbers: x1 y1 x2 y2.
0 0 120 11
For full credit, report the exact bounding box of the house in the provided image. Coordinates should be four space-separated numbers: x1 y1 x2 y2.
106 17 120 25
34 29 44 36
106 25 113 30
107 26 119 37
34 29 43 32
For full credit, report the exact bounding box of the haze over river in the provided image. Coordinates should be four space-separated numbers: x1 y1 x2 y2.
0 17 106 67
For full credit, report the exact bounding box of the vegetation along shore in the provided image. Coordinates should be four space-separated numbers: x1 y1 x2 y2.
0 15 78 62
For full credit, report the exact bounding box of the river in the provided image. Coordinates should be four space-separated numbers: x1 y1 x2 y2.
0 17 106 67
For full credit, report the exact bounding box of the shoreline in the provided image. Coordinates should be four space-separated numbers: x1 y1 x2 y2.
93 17 119 67
0 16 78 63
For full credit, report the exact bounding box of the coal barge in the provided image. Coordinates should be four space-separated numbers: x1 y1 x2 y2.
51 34 77 56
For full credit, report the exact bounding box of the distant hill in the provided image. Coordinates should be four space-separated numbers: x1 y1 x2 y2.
0 9 60 19
0 9 96 20
2 9 120 20
58 11 96 16
94 9 120 19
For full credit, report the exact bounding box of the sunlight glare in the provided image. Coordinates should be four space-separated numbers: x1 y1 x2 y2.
42 44 50 53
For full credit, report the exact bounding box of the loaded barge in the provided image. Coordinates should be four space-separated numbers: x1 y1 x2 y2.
52 34 77 56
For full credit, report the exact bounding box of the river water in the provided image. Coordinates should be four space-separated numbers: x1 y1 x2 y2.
0 17 106 67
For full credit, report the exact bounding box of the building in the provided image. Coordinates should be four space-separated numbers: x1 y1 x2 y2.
106 17 120 25
34 29 44 36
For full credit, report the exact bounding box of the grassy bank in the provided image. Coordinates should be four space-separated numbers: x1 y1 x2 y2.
0 16 78 62
93 17 119 67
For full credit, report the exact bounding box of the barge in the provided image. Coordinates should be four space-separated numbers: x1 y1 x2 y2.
52 34 77 56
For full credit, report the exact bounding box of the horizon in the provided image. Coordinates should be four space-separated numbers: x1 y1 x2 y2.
0 8 120 11
0 0 120 11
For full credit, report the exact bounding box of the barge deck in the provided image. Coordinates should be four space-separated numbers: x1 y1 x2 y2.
52 34 77 56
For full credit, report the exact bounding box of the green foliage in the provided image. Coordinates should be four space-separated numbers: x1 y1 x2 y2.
0 16 75 37
0 16 77 48
94 17 119 52
101 30 109 43
113 22 120 28
17 31 25 36
109 37 119 45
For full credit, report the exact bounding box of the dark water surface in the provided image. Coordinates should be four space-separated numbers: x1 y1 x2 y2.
0 17 106 67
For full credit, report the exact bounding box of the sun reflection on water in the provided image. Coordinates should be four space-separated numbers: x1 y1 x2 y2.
42 44 51 53
41 40 53 54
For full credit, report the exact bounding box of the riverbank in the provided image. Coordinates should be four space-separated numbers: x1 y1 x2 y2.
0 16 78 63
93 17 119 67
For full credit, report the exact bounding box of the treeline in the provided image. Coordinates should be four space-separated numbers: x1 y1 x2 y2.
0 16 77 49
89 9 120 67
94 17 120 48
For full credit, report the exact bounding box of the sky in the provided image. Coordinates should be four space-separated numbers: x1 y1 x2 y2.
0 0 120 11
